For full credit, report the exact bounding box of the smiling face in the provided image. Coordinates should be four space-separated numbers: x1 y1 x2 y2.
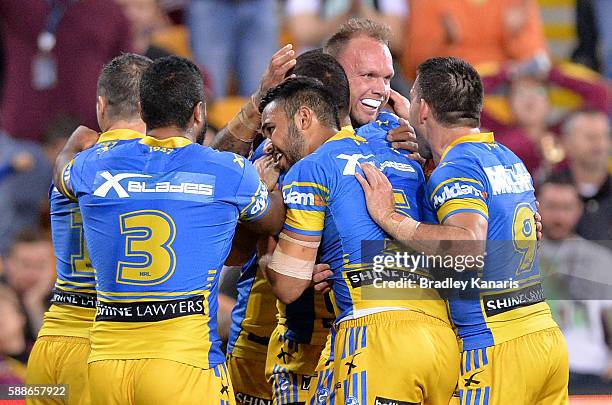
261 100 306 171
335 35 394 127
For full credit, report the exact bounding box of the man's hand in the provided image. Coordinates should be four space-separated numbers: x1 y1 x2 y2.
65 126 99 154
254 154 281 191
354 163 396 225
53 125 99 197
387 118 418 153
535 201 543 241
312 263 333 294
385 89 411 119
255 44 297 106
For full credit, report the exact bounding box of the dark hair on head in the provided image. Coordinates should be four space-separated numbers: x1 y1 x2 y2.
323 17 390 58
97 53 153 121
415 57 483 128
259 76 340 130
536 171 576 195
286 49 350 119
9 228 48 256
139 56 205 130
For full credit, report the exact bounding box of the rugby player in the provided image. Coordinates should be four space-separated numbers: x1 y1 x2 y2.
225 19 420 404
356 57 568 405
26 53 152 405
53 56 285 405
261 77 459 405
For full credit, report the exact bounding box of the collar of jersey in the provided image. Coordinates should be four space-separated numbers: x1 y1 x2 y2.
97 129 144 144
139 136 193 148
325 125 367 144
440 132 495 162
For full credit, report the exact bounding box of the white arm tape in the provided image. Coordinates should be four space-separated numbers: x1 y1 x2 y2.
278 232 321 249
269 249 314 281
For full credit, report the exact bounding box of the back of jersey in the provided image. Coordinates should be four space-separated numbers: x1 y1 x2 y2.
282 128 450 324
64 135 269 369
42 130 144 339
428 133 558 350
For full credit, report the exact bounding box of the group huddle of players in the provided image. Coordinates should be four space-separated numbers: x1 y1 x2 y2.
24 18 569 405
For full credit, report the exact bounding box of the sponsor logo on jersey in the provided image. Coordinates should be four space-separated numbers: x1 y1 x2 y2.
482 282 544 317
484 163 534 196
432 182 484 208
93 171 215 202
283 190 326 207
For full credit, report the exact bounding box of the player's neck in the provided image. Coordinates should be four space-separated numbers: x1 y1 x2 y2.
309 126 339 152
431 125 480 164
105 120 146 134
147 126 191 141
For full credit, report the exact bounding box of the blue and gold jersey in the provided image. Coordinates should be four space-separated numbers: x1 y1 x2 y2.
39 129 144 339
282 127 449 323
227 254 278 359
427 132 558 350
59 135 271 369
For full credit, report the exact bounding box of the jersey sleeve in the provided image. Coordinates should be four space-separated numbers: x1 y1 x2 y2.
57 151 89 200
235 156 271 222
427 159 489 224
281 159 329 237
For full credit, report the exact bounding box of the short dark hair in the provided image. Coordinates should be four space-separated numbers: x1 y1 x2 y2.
288 49 350 119
259 77 340 130
415 57 483 128
97 53 152 121
536 171 576 195
324 18 390 58
139 56 205 130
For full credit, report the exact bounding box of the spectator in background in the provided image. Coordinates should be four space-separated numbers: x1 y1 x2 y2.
286 0 410 93
286 0 407 54
538 174 612 394
3 230 55 350
0 0 132 142
559 109 612 242
0 131 51 255
0 285 28 384
571 0 600 73
402 0 547 81
41 115 78 168
593 0 612 82
187 0 279 99
480 61 609 180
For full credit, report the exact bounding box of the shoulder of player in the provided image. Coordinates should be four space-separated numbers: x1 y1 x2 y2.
199 148 252 174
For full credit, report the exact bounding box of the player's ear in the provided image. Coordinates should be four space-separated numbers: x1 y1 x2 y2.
193 101 205 127
295 106 313 131
96 96 106 119
419 98 430 125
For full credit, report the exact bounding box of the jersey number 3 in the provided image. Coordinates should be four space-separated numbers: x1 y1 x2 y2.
116 210 177 285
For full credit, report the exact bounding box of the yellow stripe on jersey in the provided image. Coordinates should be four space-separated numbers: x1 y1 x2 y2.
285 209 325 232
437 198 489 223
281 181 330 194
59 160 77 201
139 136 192 148
55 285 98 295
440 132 495 162
97 289 209 297
429 177 484 200
97 129 144 143
56 278 96 288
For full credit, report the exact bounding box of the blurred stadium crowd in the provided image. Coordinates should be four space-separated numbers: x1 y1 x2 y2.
0 0 611 398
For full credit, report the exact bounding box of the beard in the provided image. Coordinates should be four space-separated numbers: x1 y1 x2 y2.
283 121 306 168
415 128 433 160
195 121 208 145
